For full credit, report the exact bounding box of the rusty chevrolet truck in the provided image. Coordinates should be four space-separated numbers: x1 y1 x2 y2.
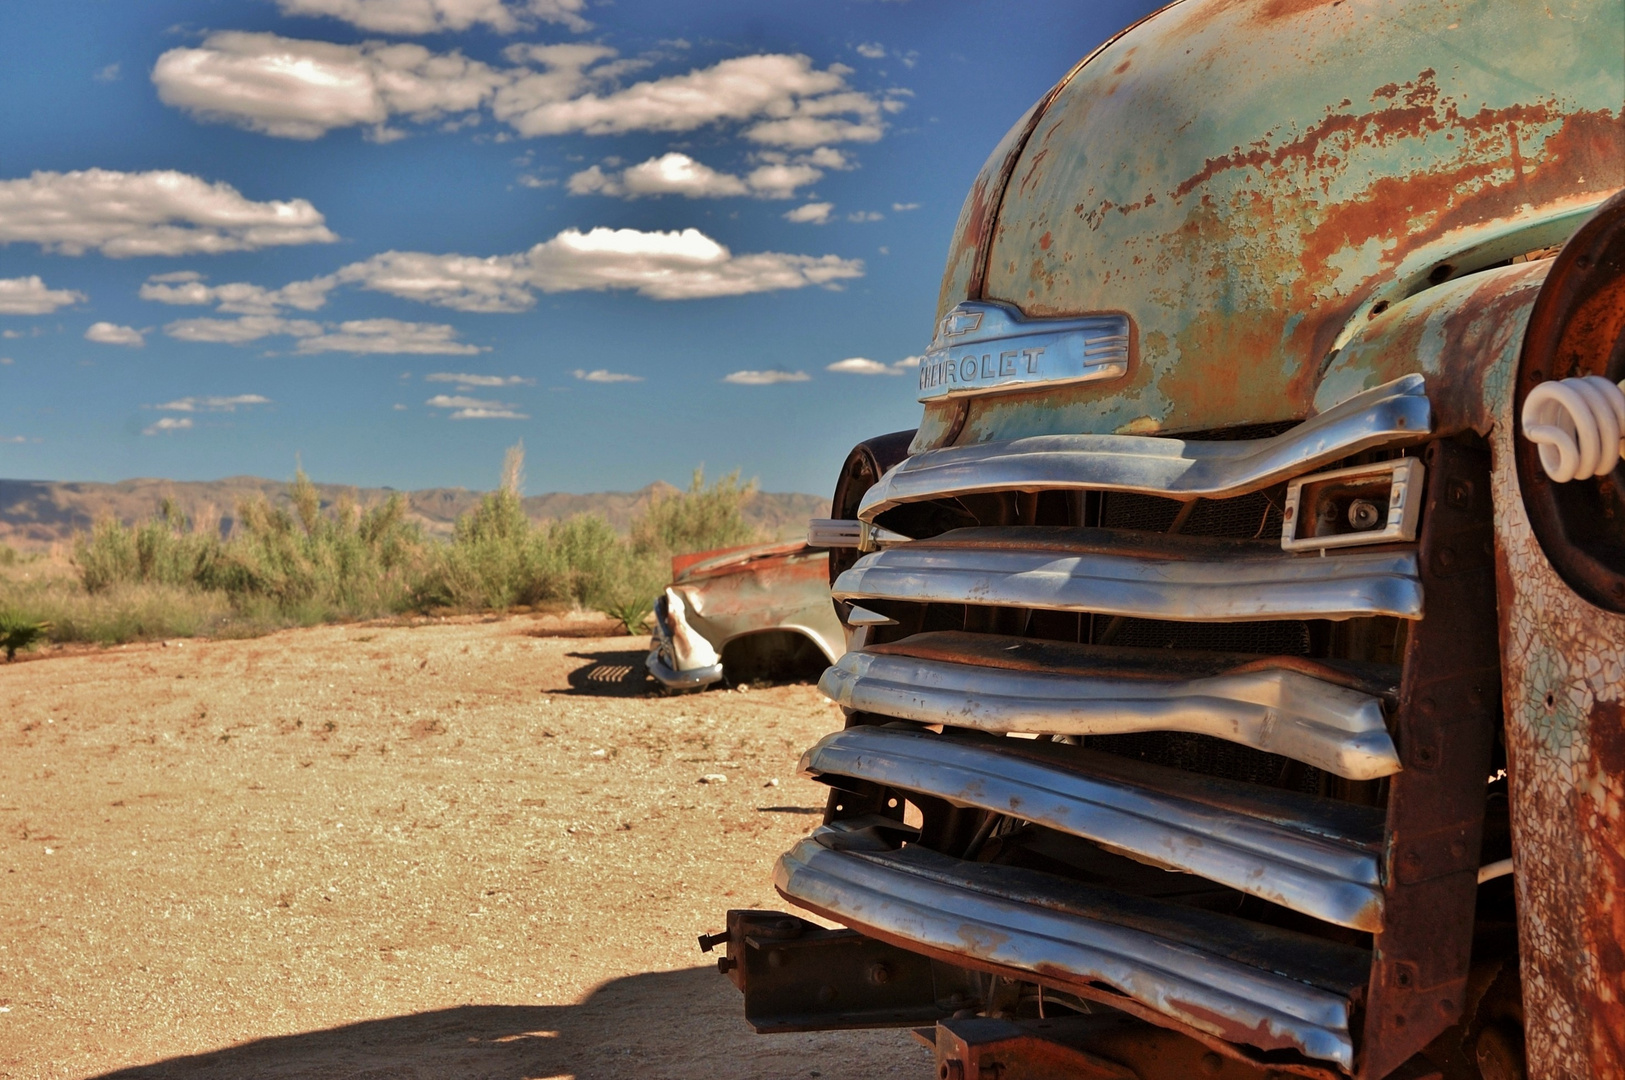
702 1 1625 1077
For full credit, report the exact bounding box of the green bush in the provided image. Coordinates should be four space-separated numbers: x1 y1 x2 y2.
28 446 765 646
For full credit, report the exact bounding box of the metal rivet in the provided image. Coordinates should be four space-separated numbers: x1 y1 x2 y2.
1199 1051 1224 1074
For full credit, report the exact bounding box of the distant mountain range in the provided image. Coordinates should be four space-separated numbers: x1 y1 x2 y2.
0 476 829 550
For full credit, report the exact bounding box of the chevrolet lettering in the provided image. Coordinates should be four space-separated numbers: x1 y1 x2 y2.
916 300 1130 402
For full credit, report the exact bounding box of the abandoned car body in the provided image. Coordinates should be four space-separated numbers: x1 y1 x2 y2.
646 540 844 691
705 0 1625 1077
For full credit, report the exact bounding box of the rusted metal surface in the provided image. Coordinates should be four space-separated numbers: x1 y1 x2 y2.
917 0 1622 451
1489 197 1625 1079
702 909 974 1033
1513 190 1625 612
646 540 844 691
929 1013 1330 1080
1360 439 1502 1079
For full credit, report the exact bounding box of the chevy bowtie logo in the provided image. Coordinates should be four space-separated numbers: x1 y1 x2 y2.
938 307 984 341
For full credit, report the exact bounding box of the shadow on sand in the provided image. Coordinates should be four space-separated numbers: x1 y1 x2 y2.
562 648 657 697
90 965 925 1080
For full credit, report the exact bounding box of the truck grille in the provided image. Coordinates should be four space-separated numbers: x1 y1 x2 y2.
775 382 1504 1076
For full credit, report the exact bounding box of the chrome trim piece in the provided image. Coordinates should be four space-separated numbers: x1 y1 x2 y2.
916 301 1130 402
831 529 1423 622
1281 457 1425 552
819 648 1400 780
799 727 1385 930
807 518 912 552
861 374 1430 523
775 838 1362 1069
644 652 723 691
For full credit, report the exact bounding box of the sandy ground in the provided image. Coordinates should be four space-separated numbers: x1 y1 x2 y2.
0 616 925 1080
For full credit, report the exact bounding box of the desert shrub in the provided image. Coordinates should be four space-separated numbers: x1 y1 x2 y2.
74 500 218 593
200 473 424 619
0 610 50 660
631 468 759 560
40 445 768 645
0 544 19 567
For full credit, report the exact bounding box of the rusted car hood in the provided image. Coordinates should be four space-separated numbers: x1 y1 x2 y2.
923 0 1624 449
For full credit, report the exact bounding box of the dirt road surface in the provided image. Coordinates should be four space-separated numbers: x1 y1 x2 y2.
0 617 924 1080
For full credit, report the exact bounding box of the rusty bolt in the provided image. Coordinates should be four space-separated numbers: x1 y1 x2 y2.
868 962 893 986
1450 840 1467 859
717 956 736 974
1404 850 1423 870
941 1062 965 1080
1447 479 1472 509
1416 746 1436 766
1199 1051 1224 1074
1438 547 1457 569
1396 967 1414 989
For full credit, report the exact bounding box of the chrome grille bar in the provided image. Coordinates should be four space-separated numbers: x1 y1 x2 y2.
831 527 1423 622
776 837 1365 1069
799 726 1385 929
858 374 1429 524
819 638 1399 780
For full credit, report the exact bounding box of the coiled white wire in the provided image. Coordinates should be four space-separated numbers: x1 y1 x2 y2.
1521 375 1625 482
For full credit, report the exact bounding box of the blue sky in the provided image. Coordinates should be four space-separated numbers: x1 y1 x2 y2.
0 0 1160 496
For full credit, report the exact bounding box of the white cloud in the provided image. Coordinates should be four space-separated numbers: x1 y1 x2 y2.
723 369 810 385
95 63 122 82
784 201 833 225
140 227 863 319
567 152 821 200
143 417 194 435
803 147 851 169
334 227 862 306
332 250 534 312
827 355 917 376
155 34 902 147
0 276 86 315
891 201 920 211
84 322 145 347
275 0 591 34
0 169 335 257
425 392 528 419
165 315 323 344
847 210 883 222
855 42 886 59
153 32 508 140
154 394 271 412
162 314 479 354
426 371 534 386
139 271 335 314
497 52 890 145
572 368 642 383
297 319 484 355
525 227 862 299
393 402 409 410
